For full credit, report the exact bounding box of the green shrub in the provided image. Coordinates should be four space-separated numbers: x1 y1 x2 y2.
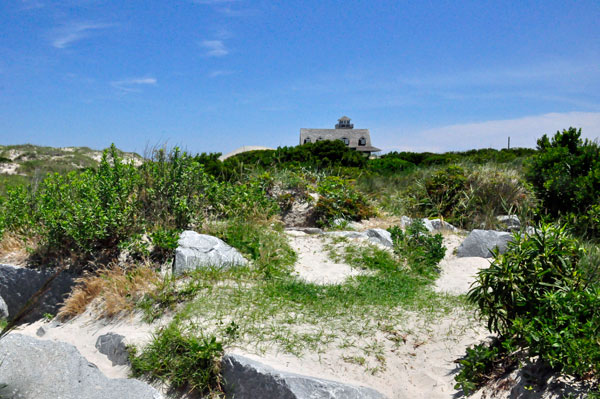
36 145 140 256
129 321 223 394
526 127 600 238
0 185 35 239
462 223 600 389
150 228 180 260
368 157 415 175
388 219 446 277
423 165 468 219
313 176 375 227
139 148 216 229
468 224 583 335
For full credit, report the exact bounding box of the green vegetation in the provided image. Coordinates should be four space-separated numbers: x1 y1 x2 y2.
129 321 223 395
388 219 446 277
527 127 600 239
2 129 599 396
456 224 600 394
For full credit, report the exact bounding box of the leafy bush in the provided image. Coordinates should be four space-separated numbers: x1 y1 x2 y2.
130 321 223 395
36 146 140 256
469 224 583 335
139 148 216 229
222 140 367 176
367 157 415 175
388 219 446 277
313 176 375 227
0 185 35 239
423 165 467 219
526 127 600 238
461 223 600 392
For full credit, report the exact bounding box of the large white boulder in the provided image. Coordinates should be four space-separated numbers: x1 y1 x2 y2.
173 231 248 274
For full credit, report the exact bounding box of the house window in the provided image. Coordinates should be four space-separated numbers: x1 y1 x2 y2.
316 137 323 141
341 137 349 145
358 137 366 146
304 138 311 144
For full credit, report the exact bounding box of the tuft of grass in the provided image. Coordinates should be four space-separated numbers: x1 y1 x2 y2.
58 264 161 320
203 219 297 278
129 320 224 396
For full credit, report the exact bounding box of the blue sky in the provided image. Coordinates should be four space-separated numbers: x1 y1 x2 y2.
1 0 599 154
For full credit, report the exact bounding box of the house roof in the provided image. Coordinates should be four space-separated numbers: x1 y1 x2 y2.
338 116 351 121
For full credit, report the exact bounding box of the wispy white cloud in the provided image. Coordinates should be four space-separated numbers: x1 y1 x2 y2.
380 112 600 153
51 22 112 49
110 77 157 93
209 70 234 78
200 40 229 57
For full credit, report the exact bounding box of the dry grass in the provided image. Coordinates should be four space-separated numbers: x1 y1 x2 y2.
58 264 161 320
0 232 38 266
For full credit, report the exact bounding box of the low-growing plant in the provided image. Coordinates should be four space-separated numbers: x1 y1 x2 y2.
203 220 296 278
129 321 223 395
388 219 446 277
454 340 515 395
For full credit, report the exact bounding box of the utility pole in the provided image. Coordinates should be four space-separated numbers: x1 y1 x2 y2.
508 136 511 150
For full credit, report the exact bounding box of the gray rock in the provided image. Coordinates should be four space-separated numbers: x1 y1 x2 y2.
0 263 76 322
456 230 513 258
173 231 248 275
399 217 457 232
96 332 129 366
36 326 47 337
365 228 393 248
0 295 7 319
496 215 521 232
0 333 162 399
222 353 387 399
425 218 458 232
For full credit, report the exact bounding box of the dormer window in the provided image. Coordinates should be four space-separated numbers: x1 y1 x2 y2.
358 137 366 146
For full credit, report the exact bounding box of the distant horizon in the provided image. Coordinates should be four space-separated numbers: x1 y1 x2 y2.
1 1 599 155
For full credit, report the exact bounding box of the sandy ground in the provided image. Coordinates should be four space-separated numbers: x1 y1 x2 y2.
11 230 495 399
0 163 19 175
434 234 491 295
287 230 364 284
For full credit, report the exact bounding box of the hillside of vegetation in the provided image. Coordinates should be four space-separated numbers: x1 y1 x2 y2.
0 144 143 194
0 129 599 398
